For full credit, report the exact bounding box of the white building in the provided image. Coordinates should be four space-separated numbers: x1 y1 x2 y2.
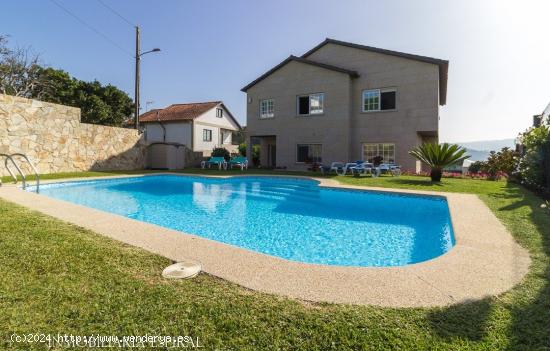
140 101 241 156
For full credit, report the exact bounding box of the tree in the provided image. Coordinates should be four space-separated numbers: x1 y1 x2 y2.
409 143 469 182
482 147 519 180
0 35 47 98
36 67 77 104
1 35 134 127
73 80 133 126
36 68 134 126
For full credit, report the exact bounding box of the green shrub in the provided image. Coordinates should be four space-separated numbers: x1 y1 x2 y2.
211 147 230 161
518 125 550 191
484 147 519 180
519 148 545 187
235 144 260 166
468 161 485 174
252 145 260 166
238 143 246 156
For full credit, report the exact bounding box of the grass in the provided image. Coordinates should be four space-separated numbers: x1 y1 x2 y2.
1 170 549 350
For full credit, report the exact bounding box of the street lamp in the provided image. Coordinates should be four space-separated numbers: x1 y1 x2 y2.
145 100 155 112
134 25 160 130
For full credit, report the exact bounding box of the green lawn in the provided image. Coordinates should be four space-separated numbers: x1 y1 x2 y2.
1 170 549 350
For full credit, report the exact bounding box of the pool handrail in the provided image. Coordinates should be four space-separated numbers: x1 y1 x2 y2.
0 153 40 190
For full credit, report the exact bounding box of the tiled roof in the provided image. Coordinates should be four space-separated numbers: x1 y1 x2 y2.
139 101 221 122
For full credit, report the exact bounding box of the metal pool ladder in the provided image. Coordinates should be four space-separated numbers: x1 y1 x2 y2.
0 153 40 191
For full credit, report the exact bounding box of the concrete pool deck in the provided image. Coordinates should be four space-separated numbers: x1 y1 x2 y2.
0 173 531 307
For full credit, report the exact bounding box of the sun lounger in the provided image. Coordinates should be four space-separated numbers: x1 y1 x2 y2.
349 162 375 177
201 157 227 170
377 163 402 176
229 156 248 170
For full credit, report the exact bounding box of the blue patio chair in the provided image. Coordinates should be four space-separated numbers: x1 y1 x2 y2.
201 156 227 170
229 156 249 170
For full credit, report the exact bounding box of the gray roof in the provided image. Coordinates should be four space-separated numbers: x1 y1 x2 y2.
241 55 359 92
302 38 449 105
241 38 449 105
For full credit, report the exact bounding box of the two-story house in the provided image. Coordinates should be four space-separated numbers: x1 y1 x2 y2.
140 101 241 156
242 38 448 172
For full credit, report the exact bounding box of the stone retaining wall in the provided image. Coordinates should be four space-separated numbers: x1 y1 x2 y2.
0 94 146 176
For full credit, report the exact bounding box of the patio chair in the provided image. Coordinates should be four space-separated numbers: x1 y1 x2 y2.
329 162 346 174
229 156 249 170
334 162 361 176
390 165 402 177
349 161 375 177
377 163 402 177
320 162 345 175
201 156 227 170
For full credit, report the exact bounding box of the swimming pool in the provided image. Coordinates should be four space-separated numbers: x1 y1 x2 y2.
34 175 455 267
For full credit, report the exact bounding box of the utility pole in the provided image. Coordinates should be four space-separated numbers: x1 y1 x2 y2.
134 26 141 130
134 27 160 130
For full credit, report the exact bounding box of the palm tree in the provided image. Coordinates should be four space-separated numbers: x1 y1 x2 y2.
409 143 470 182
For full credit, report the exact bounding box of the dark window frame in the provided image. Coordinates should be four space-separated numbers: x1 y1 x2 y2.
296 93 325 116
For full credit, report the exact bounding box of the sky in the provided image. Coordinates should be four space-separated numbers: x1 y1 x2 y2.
2 0 549 142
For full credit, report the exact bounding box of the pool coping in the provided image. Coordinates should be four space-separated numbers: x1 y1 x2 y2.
0 173 531 307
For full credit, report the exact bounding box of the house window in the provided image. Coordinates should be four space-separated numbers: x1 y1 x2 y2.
203 129 212 142
260 99 274 118
362 88 396 112
216 108 223 118
296 144 322 163
362 143 395 163
297 93 324 115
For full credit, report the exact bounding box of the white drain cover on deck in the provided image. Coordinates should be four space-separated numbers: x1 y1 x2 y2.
162 261 201 279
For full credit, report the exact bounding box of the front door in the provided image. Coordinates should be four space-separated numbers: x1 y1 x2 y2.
267 144 276 168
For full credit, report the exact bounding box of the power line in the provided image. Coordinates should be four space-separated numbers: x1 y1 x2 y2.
95 0 136 28
48 0 133 57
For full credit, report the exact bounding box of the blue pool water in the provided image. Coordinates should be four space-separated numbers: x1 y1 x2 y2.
33 175 455 267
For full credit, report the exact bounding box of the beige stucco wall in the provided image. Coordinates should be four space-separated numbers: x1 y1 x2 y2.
194 105 239 155
245 44 441 171
0 94 146 177
145 121 193 146
246 60 353 169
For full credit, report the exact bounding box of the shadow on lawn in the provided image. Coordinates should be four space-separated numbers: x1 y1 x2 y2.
427 298 493 341
500 184 550 350
382 178 443 187
427 183 550 348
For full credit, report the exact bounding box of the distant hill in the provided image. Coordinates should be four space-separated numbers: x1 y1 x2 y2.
449 138 516 162
454 139 516 152
462 148 490 162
